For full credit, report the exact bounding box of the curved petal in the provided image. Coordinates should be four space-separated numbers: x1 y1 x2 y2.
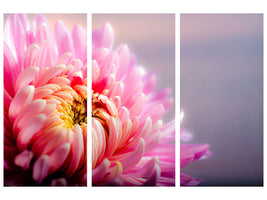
32 155 50 185
92 22 114 50
50 143 71 172
55 20 74 57
180 173 203 186
72 25 87 60
21 44 40 69
180 144 210 168
120 138 145 171
14 150 33 170
36 65 66 87
92 158 110 183
9 85 35 124
15 66 39 92
64 125 84 178
13 99 46 137
4 14 29 64
17 114 47 151
143 163 161 186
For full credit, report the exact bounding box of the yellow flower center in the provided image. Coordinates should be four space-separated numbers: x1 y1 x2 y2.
60 98 87 129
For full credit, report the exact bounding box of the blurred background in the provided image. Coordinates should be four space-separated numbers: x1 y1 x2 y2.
92 14 175 123
4 14 87 31
181 14 263 186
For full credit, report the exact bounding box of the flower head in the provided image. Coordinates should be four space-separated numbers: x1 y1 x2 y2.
4 14 87 186
92 23 175 186
180 111 210 186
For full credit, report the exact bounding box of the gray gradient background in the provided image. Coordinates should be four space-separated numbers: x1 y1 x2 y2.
181 14 263 186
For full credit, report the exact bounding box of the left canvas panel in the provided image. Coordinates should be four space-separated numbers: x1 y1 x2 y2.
3 13 87 186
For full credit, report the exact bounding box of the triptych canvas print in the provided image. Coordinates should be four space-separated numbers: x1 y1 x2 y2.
3 13 263 187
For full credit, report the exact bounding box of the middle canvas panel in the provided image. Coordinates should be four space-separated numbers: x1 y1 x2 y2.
92 14 176 186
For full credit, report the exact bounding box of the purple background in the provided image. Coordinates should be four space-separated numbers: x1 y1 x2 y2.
181 14 263 186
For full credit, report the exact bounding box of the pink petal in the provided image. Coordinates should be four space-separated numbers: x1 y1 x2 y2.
180 144 209 168
72 25 87 60
102 162 122 184
41 127 67 155
180 173 203 186
92 47 110 64
180 128 193 142
92 119 106 167
92 22 114 50
118 106 130 125
21 43 40 69
17 114 47 151
139 117 152 138
64 125 84 177
92 159 110 183
140 104 165 124
128 93 146 119
41 103 56 116
142 73 157 95
99 52 119 77
92 60 100 83
93 74 115 93
9 85 35 124
4 14 29 64
108 81 124 99
121 68 142 102
4 89 13 112
50 143 71 172
55 20 74 57
34 14 48 27
123 156 159 178
33 88 54 100
69 59 84 72
56 52 72 65
143 163 161 186
115 45 131 80
14 150 33 170
32 155 50 185
160 120 175 142
31 126 61 155
105 117 122 157
119 118 132 146
120 138 145 171
4 42 19 97
25 30 36 47
144 130 161 153
36 39 57 68
15 66 39 92
36 65 65 87
13 99 46 137
124 117 151 150
48 76 70 87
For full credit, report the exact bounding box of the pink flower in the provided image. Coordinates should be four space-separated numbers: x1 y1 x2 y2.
180 111 210 186
4 14 87 186
92 23 175 186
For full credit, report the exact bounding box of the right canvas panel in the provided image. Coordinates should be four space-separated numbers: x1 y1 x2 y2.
180 14 263 186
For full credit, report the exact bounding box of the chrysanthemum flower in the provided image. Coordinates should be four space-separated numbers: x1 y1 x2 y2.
180 111 210 186
4 14 87 186
92 23 175 186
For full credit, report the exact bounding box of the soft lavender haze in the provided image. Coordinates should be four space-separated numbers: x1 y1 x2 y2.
181 14 263 186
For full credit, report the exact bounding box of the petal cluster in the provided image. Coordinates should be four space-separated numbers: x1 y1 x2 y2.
92 23 175 186
4 14 87 186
